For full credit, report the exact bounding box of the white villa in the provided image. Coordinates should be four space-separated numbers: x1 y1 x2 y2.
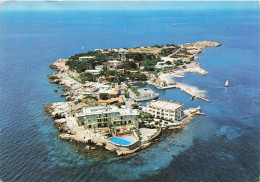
145 99 184 121
84 69 102 75
107 60 123 68
160 57 182 63
76 105 139 129
79 56 95 61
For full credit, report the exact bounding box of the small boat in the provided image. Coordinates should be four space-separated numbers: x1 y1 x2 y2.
190 96 196 101
225 80 229 87
81 46 84 50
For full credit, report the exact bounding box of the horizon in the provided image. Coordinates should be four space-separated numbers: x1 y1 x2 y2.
1 1 259 11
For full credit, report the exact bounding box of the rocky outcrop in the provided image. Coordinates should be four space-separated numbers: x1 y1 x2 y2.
50 59 69 72
66 95 73 101
44 104 54 114
47 73 60 79
183 41 221 49
45 102 69 119
60 92 69 97
57 133 88 144
49 79 60 84
54 119 72 133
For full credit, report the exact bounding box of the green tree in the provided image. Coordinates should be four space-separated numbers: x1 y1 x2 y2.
123 61 137 70
100 93 109 100
166 61 172 65
131 104 139 109
143 113 152 119
79 72 96 83
114 103 122 108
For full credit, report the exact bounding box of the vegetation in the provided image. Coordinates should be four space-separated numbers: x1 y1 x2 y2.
159 48 178 57
166 43 179 47
143 58 160 71
124 92 129 99
79 72 97 83
175 60 184 66
123 61 137 70
131 104 139 109
65 44 188 84
103 70 147 83
130 87 140 96
114 103 122 108
166 61 172 65
143 113 153 119
100 93 109 100
66 51 107 73
152 45 163 48
178 48 192 55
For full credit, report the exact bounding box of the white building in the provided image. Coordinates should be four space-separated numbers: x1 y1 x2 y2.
95 65 104 70
161 57 182 63
76 105 139 129
146 99 184 121
79 56 95 61
107 60 123 68
85 69 102 75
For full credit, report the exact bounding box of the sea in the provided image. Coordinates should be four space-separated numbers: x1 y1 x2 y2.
0 1 259 182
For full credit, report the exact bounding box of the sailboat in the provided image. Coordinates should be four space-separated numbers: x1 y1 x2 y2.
81 46 84 50
225 80 229 87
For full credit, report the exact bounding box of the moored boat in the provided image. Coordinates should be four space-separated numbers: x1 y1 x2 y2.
135 93 159 102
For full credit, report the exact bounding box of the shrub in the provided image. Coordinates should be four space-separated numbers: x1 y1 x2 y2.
166 61 172 65
143 113 152 119
100 93 109 100
114 103 122 108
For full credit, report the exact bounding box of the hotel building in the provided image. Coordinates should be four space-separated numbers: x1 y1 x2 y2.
76 105 139 129
146 99 184 121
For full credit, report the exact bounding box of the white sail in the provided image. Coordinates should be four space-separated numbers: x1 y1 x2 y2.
81 46 84 50
225 80 229 87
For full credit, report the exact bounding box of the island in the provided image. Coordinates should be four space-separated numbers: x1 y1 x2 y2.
45 41 221 156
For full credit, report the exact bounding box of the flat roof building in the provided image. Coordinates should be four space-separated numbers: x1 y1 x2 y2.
146 99 184 121
76 105 139 129
79 56 95 61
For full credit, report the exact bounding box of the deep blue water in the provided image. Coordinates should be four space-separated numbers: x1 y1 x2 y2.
109 136 136 146
0 1 259 182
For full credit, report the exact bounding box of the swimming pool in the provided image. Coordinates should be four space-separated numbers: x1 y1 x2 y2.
109 136 136 146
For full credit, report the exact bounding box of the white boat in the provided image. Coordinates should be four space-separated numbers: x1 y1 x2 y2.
81 46 84 50
135 94 159 102
225 80 229 87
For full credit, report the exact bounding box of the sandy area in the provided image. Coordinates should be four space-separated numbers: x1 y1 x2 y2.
128 47 163 55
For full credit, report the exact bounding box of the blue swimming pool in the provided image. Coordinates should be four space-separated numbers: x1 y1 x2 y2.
109 136 136 146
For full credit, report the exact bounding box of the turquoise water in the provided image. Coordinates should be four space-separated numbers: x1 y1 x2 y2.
0 1 259 182
109 136 136 146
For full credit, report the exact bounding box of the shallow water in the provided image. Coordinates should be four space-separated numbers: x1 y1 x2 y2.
0 1 259 182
